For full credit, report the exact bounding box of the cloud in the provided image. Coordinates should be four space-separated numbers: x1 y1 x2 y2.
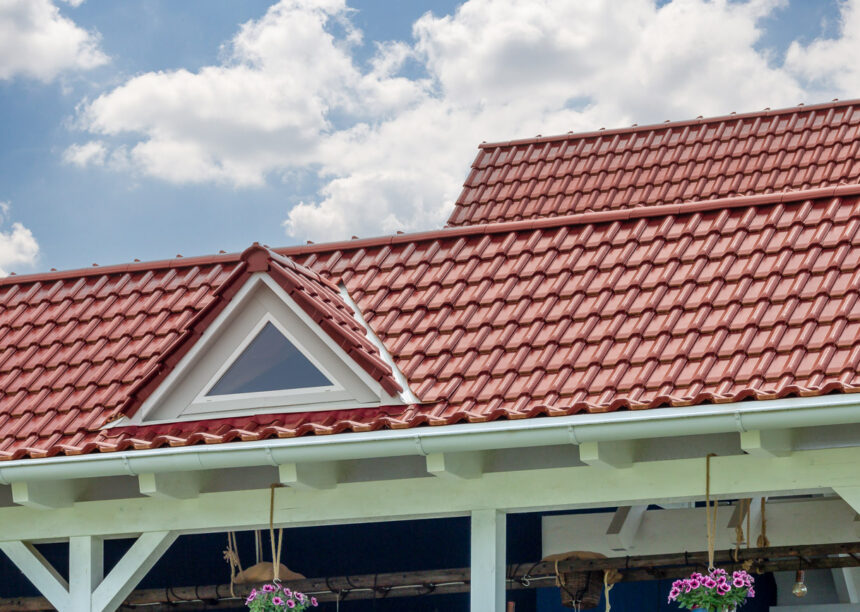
0 203 40 277
70 0 857 242
63 140 107 167
0 0 107 82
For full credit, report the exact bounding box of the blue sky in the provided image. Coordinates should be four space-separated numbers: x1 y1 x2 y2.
0 0 853 275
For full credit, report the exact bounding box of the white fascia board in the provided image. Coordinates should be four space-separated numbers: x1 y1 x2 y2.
3 392 860 484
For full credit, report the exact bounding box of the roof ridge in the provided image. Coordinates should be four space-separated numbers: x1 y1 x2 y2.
478 98 859 150
278 183 860 256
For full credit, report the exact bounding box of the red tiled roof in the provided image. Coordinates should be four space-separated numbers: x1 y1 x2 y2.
0 245 400 459
449 99 860 226
2 105 860 459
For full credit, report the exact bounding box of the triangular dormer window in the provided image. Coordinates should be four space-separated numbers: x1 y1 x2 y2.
126 257 412 425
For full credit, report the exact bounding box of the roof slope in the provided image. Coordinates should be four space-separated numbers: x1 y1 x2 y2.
0 246 399 459
449 99 860 226
102 187 860 454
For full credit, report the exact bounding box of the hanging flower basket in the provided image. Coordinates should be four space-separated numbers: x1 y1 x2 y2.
245 583 319 610
667 568 755 611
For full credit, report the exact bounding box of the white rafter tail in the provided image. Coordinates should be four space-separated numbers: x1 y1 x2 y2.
578 440 635 469
0 541 70 610
606 505 647 551
11 480 79 510
740 429 794 457
470 509 506 611
426 451 484 480
279 462 339 490
138 472 202 499
91 531 178 612
69 535 104 610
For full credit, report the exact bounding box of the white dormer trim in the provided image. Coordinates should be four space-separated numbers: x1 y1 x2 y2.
126 273 409 425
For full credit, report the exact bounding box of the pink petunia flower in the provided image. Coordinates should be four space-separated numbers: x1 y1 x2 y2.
669 587 681 601
287 600 296 609
272 596 284 606
311 597 319 607
283 588 292 597
703 577 717 589
245 589 258 605
733 577 746 588
747 587 756 597
263 584 276 593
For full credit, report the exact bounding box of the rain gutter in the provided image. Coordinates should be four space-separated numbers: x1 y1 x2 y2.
1 393 859 484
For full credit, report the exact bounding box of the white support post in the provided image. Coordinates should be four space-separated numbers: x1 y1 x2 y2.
91 531 178 612
833 567 860 603
427 452 484 480
606 505 647 551
578 440 634 468
69 536 104 610
470 509 506 612
0 540 70 610
278 462 339 490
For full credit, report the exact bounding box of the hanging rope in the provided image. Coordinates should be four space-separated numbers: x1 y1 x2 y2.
224 531 243 598
269 483 285 582
733 498 751 562
705 453 718 570
756 497 770 548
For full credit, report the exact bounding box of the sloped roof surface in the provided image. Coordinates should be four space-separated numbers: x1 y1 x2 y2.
449 100 860 226
1 103 860 459
0 247 399 459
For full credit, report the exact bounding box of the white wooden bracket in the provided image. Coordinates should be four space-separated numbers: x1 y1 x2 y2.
470 509 506 612
579 440 635 468
11 480 80 509
426 452 484 480
0 540 70 610
138 472 201 499
740 429 794 457
606 505 647 551
279 462 339 490
0 531 176 612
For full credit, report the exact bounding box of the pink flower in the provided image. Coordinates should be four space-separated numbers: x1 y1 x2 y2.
263 584 276 593
669 586 681 601
703 577 717 589
733 577 746 588
717 583 730 595
283 588 292 597
747 587 756 597
287 600 296 609
272 596 284 606
245 589 258 605
296 592 305 602
311 597 319 607
688 578 700 590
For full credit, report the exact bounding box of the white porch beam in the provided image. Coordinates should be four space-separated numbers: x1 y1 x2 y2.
578 440 634 468
1 447 859 541
470 509 505 612
0 541 70 610
279 462 338 490
606 505 647 551
69 535 104 610
11 480 78 509
138 472 201 499
741 429 794 457
426 452 483 480
91 531 178 612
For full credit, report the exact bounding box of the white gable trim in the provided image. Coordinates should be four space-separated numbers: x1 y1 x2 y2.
125 273 405 425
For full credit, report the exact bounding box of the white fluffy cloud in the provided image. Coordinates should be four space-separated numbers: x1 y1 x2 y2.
68 0 860 241
0 203 40 277
0 0 106 82
63 140 107 167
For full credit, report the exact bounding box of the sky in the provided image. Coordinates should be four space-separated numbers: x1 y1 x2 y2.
0 0 857 276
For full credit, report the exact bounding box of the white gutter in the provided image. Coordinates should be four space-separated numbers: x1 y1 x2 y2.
1 393 859 484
